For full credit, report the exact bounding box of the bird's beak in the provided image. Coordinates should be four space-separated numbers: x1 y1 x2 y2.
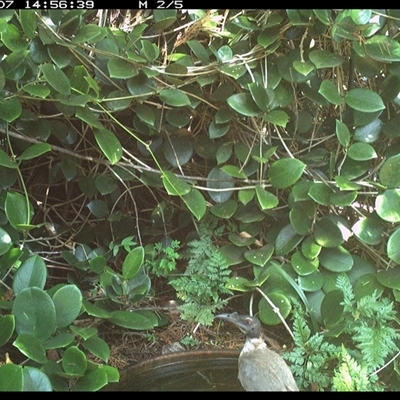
215 312 240 323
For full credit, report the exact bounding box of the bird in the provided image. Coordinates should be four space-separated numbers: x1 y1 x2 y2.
215 312 299 391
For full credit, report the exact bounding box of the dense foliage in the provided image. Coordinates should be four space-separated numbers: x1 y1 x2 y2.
1 8 400 390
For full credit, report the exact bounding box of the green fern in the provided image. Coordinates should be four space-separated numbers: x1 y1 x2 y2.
169 217 232 326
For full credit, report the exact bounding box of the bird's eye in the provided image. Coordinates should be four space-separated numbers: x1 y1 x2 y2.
245 318 252 325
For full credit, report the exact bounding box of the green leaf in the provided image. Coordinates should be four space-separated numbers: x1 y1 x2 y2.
345 88 385 112
308 182 334 205
248 82 270 112
347 142 377 161
160 89 191 107
255 184 279 210
352 217 383 246
87 199 108 218
22 83 51 99
84 336 110 363
187 40 209 65
13 334 47 364
309 50 344 68
19 10 37 39
387 228 400 264
268 158 306 189
5 191 33 229
291 251 319 276
293 60 316 76
109 310 154 330
52 285 82 328
354 119 382 143
275 224 304 257
335 119 351 147
23 366 52 391
301 236 322 260
227 93 261 116
162 170 191 196
313 9 331 25
152 9 177 30
318 80 342 105
244 244 274 267
217 45 233 62
43 333 75 349
0 227 12 257
0 364 23 391
122 247 144 280
0 315 14 347
1 23 27 51
379 154 400 188
376 189 400 223
83 300 112 319
62 346 87 376
0 149 17 169
95 174 117 195
0 98 22 122
76 107 103 129
182 188 207 221
314 218 344 248
41 64 71 95
206 167 234 203
377 268 400 290
136 104 155 126
73 366 108 391
209 119 230 138
263 110 290 127
12 255 47 295
365 35 400 62
220 165 247 179
107 58 137 79
12 287 56 341
258 292 292 325
319 246 353 272
210 199 237 219
289 205 313 235
18 143 51 161
93 128 122 164
163 136 193 167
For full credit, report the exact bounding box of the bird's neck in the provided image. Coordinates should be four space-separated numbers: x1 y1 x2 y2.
241 336 267 354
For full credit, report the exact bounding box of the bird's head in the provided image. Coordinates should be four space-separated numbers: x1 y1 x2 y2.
215 312 261 339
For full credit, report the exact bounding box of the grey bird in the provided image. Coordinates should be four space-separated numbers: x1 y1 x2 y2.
215 312 299 391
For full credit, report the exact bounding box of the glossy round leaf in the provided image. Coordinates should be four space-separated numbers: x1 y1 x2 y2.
41 63 70 95
84 336 110 363
122 247 144 280
244 244 274 267
309 50 344 68
268 158 306 189
53 285 83 328
206 167 234 203
5 191 33 230
109 310 154 330
318 80 342 105
291 251 319 276
12 255 47 295
347 142 377 161
182 188 206 221
301 236 321 260
94 129 122 165
163 136 193 167
0 227 12 256
0 98 22 122
353 119 382 143
298 270 324 292
321 290 344 327
73 367 108 391
263 110 290 127
87 199 108 218
308 182 333 205
0 364 23 391
319 246 353 272
352 217 383 245
365 35 400 62
107 58 137 79
377 268 400 290
275 224 304 257
105 90 131 111
227 93 260 116
277 49 316 83
329 190 357 207
209 120 230 139
376 189 400 223
23 366 52 391
335 119 351 147
210 199 237 219
219 244 246 266
379 154 400 188
160 89 191 107
289 205 312 235
0 315 14 347
345 88 385 113
62 346 87 376
293 60 315 76
354 274 384 300
13 334 47 364
162 170 191 196
258 292 292 326
12 287 56 341
387 228 400 264
314 218 344 248
166 108 191 128
255 184 279 210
